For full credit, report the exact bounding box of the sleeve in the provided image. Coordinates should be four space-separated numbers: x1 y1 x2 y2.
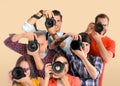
4 34 27 55
107 39 116 58
94 56 103 78
22 21 36 32
69 75 81 86
63 37 72 54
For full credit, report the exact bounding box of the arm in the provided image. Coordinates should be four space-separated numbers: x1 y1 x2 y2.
51 33 76 49
51 33 69 49
4 34 27 55
72 49 99 79
23 10 54 32
92 31 114 63
27 48 44 70
95 37 114 63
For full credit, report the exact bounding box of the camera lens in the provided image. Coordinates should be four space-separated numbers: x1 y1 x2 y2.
12 67 25 79
52 61 65 74
95 23 103 34
70 38 84 50
45 17 56 28
28 38 38 52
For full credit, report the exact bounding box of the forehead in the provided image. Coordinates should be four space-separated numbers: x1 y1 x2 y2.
97 18 108 24
54 15 61 20
55 56 67 62
20 61 29 67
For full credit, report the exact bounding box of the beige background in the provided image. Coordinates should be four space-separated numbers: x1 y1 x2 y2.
0 0 120 85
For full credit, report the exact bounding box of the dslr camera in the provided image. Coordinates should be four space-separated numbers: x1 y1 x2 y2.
52 61 65 74
28 37 38 52
12 67 26 79
94 23 104 34
45 17 56 29
70 37 84 50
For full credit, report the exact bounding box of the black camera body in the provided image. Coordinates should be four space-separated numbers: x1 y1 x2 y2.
45 17 56 28
70 38 84 50
52 61 65 74
28 37 38 52
94 23 104 34
12 67 25 79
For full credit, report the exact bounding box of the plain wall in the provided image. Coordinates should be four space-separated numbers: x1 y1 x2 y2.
0 0 120 85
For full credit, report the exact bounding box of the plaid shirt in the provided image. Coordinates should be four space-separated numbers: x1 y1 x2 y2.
4 34 57 78
67 54 103 86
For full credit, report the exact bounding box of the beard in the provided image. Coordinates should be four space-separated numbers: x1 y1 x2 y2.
39 48 48 59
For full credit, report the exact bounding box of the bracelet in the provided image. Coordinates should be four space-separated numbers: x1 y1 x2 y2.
31 14 42 19
39 10 43 16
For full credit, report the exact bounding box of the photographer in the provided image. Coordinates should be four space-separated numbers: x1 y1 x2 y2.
85 13 116 86
8 55 41 86
69 32 103 86
42 52 81 86
22 9 72 54
4 31 57 78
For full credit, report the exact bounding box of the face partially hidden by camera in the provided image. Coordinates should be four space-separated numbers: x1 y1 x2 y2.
53 15 62 32
81 42 90 55
95 18 109 35
19 61 30 77
52 56 68 78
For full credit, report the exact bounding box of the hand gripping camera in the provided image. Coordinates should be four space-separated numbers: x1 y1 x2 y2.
12 67 26 79
70 38 84 50
52 61 65 74
45 17 56 29
94 23 104 34
27 37 38 52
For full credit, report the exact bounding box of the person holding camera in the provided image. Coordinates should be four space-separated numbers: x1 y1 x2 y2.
9 55 41 86
42 52 81 86
22 9 72 54
4 31 57 78
69 32 103 86
85 13 116 86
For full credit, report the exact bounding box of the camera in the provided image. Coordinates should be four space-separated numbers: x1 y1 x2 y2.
70 38 84 50
12 67 25 79
45 17 56 28
52 61 65 74
28 37 38 52
94 23 104 34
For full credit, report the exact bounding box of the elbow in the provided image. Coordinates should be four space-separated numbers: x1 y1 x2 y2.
91 71 99 79
104 56 112 63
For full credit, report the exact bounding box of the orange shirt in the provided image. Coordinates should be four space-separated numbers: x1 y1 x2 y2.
48 74 81 86
89 34 115 86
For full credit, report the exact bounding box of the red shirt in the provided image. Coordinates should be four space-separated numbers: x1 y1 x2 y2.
89 34 115 86
48 74 81 86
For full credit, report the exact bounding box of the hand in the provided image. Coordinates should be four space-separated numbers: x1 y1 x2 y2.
8 71 13 86
43 10 54 18
85 22 95 34
47 26 57 35
91 30 102 42
45 63 52 79
24 32 37 41
27 46 40 57
65 33 79 40
72 47 86 60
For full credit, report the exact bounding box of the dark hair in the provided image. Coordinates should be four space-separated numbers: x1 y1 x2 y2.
79 32 91 44
52 52 71 73
95 13 109 23
15 55 37 78
52 10 62 21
